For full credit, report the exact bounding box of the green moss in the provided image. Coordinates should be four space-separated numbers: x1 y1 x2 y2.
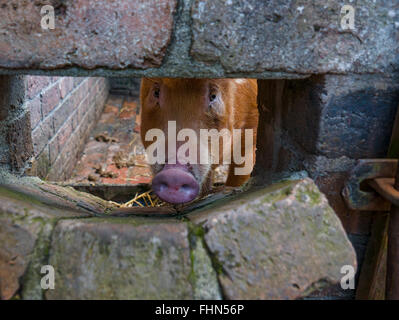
156 246 164 260
190 223 205 239
187 221 222 299
20 220 55 300
0 186 44 207
295 184 321 205
189 247 196 285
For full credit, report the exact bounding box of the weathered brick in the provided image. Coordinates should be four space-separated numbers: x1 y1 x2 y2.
26 95 42 130
78 80 89 103
25 76 51 99
36 145 51 178
52 99 72 133
70 112 79 132
87 77 96 89
31 116 54 155
73 78 85 86
57 120 74 152
1 74 106 180
46 154 64 181
41 84 61 117
59 77 74 99
78 88 89 110
77 96 89 123
49 137 59 165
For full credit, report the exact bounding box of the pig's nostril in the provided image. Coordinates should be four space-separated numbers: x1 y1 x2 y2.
180 184 192 194
159 183 168 192
152 168 200 204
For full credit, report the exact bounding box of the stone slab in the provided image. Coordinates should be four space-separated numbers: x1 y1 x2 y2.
189 179 357 299
46 217 193 299
191 0 399 75
0 0 177 70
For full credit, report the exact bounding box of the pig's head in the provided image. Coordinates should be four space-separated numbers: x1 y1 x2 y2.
140 78 235 204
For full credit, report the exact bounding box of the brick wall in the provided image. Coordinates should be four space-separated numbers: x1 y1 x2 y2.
25 76 109 180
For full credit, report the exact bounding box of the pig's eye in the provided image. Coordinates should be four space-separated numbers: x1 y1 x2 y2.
208 88 219 110
154 88 160 99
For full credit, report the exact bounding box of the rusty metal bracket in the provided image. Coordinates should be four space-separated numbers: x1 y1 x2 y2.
342 159 398 211
369 178 399 207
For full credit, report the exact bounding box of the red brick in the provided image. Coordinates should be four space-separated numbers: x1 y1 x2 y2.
27 95 42 129
71 112 79 131
84 152 107 168
129 166 152 178
41 84 61 117
23 75 109 180
54 99 76 133
70 90 84 112
127 176 152 184
98 112 116 125
59 78 74 99
31 116 54 155
26 76 52 99
49 138 60 165
119 110 136 120
106 96 123 109
78 80 89 102
102 166 128 184
36 146 51 179
80 94 91 115
119 101 137 120
73 78 84 86
87 78 96 89
57 120 74 151
104 105 119 115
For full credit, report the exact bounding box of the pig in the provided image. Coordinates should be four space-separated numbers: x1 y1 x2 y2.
140 78 258 204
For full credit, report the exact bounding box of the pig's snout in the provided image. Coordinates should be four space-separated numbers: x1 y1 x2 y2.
152 165 199 204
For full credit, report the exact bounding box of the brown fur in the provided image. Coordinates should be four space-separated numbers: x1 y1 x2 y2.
140 78 258 194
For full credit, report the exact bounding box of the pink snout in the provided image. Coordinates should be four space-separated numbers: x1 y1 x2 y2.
152 165 199 204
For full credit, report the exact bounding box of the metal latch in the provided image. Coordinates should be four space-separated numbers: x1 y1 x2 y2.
342 159 397 211
342 158 399 300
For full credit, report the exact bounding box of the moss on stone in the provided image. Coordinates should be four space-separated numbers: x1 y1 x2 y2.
20 220 55 300
187 222 222 300
295 182 322 206
0 186 44 207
